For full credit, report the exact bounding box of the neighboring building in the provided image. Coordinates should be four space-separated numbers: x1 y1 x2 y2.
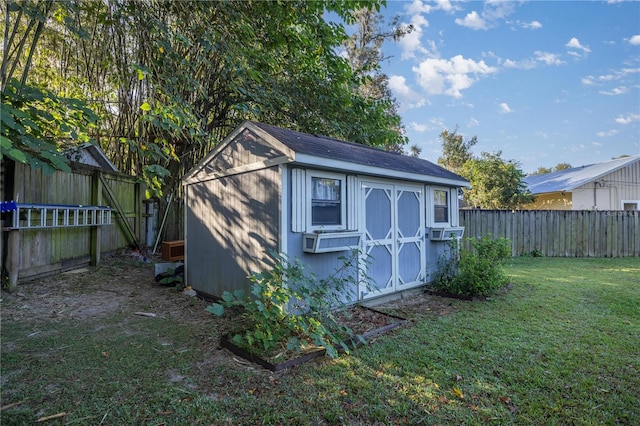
64 142 119 172
523 156 640 210
182 121 469 302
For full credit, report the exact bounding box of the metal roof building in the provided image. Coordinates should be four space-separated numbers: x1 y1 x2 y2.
523 156 640 210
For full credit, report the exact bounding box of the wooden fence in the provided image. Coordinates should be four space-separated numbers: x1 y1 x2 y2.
459 210 640 257
2 161 144 286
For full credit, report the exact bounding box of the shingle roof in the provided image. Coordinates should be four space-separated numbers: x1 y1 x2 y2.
524 156 640 194
252 121 467 184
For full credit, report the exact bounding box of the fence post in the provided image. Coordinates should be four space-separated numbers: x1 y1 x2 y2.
6 229 20 292
91 170 102 266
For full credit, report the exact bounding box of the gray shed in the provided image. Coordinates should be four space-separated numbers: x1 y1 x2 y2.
183 121 469 301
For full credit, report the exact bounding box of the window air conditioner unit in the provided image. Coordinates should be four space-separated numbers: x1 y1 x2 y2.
429 227 464 241
303 231 362 253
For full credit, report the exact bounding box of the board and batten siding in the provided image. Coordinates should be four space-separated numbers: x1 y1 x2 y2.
460 209 640 257
183 127 287 296
572 160 640 210
185 167 281 296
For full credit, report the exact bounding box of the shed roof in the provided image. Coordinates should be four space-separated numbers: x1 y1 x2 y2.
524 155 640 194
251 121 468 186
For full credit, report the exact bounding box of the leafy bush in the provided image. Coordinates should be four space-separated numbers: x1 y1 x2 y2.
432 236 511 297
206 251 367 359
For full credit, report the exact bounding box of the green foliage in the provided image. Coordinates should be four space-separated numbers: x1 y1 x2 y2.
4 0 403 197
437 126 477 174
433 236 512 297
459 151 534 209
1 79 98 174
206 251 367 359
529 162 573 176
156 267 185 291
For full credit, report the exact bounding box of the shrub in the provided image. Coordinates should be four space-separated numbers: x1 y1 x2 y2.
432 236 511 297
206 251 367 359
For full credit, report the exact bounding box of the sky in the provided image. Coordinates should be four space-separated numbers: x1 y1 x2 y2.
363 0 640 173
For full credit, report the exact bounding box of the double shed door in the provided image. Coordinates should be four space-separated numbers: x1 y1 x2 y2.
360 180 426 299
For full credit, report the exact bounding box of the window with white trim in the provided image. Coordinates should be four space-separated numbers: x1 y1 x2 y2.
307 171 346 231
622 200 640 211
433 188 449 224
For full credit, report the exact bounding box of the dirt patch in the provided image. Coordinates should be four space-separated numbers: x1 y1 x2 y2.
1 250 214 325
1 250 461 355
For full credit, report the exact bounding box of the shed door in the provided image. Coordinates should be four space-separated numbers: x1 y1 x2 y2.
360 181 425 300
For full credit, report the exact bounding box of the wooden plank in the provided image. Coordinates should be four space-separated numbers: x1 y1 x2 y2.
91 171 102 266
99 173 140 249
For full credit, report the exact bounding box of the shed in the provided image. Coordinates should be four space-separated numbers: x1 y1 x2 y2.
523 156 640 210
183 121 469 302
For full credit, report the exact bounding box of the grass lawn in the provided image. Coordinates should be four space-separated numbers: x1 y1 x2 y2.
1 257 639 425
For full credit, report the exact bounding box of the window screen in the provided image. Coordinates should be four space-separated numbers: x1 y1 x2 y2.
434 189 449 223
311 177 342 226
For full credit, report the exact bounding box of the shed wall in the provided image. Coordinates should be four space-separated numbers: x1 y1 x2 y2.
185 166 281 296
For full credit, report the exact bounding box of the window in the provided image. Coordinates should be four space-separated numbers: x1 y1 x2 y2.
433 189 449 223
622 201 639 211
311 177 341 225
306 171 346 231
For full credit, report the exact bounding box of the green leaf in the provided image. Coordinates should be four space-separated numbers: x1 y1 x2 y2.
140 102 152 111
221 291 236 303
205 304 225 316
0 135 13 150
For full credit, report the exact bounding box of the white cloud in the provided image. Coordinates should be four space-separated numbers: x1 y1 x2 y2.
413 55 498 98
566 37 591 58
581 76 595 85
455 11 487 30
406 0 432 14
615 113 640 125
592 141 602 147
434 0 459 13
389 75 412 97
398 14 430 59
455 1 517 30
535 51 565 66
597 130 618 137
410 122 428 132
406 0 460 14
599 86 628 96
629 35 640 45
499 103 512 113
503 58 537 70
467 117 480 127
483 0 516 20
523 20 542 30
389 75 427 110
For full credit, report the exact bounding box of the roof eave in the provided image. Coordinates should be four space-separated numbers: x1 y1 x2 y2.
293 153 470 187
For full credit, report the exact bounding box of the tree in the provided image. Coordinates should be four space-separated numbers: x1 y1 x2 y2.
1 1 98 174
437 126 477 174
3 0 405 196
529 162 572 176
342 6 410 152
408 144 421 158
460 151 534 209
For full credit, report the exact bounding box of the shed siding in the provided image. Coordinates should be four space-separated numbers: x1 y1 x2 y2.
190 129 286 182
185 166 281 296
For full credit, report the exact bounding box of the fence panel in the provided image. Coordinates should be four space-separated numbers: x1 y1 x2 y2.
4 162 143 284
459 210 640 257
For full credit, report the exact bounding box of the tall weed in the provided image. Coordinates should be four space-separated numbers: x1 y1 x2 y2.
433 236 511 297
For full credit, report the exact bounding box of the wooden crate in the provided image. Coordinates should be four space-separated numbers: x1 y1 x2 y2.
162 240 184 261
